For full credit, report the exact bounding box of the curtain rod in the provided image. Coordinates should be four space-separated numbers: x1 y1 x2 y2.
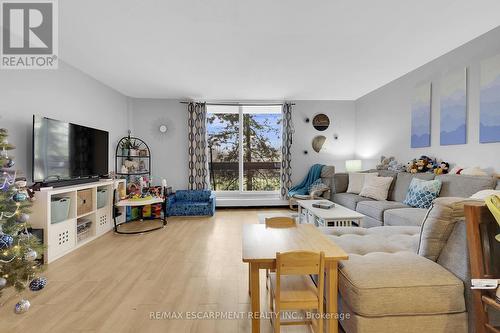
179 101 295 106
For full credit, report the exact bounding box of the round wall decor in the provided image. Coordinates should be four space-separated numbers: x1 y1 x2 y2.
312 114 330 131
312 135 326 153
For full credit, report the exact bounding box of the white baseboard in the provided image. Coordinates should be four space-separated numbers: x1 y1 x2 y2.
216 197 288 207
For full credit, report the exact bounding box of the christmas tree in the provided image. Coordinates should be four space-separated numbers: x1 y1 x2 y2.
0 128 45 313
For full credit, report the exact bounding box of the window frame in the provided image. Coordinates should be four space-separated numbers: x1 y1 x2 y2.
206 105 282 196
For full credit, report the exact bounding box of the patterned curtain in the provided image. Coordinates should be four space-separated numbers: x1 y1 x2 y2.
280 102 294 199
188 102 209 190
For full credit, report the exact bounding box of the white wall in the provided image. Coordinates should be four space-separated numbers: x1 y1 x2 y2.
0 61 129 178
129 99 188 190
355 26 500 174
291 101 356 183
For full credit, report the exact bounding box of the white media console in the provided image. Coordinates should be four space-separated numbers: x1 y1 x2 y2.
30 179 126 263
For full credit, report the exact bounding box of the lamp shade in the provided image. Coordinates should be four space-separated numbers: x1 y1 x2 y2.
345 159 362 172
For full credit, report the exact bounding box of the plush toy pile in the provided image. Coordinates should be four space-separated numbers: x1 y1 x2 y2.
376 156 406 172
406 155 449 174
376 155 489 176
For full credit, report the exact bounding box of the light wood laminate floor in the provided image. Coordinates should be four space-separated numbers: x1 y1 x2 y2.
0 208 327 333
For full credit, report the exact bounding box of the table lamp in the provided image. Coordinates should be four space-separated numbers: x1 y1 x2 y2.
345 160 362 172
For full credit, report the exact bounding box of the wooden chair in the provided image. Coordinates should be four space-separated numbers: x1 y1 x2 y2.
265 216 297 228
248 217 298 295
264 217 297 290
464 202 500 333
269 250 325 333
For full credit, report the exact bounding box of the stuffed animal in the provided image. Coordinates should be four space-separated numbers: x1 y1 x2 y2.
124 159 139 173
434 162 450 175
406 159 418 173
416 158 426 172
376 156 395 170
406 156 440 173
388 160 406 172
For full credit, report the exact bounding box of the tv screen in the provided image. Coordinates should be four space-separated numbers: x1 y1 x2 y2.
33 116 109 183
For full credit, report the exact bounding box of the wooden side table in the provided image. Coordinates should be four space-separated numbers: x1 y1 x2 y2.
464 202 500 333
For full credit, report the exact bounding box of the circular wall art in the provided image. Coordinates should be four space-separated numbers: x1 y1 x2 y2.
312 114 330 131
312 135 327 153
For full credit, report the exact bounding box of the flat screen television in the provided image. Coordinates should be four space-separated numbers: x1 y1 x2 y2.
32 116 109 186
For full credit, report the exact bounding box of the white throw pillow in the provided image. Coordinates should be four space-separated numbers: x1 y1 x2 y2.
346 172 378 194
470 190 500 200
359 176 393 201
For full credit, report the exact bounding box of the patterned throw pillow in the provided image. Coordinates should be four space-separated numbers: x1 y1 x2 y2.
309 179 329 194
403 178 442 209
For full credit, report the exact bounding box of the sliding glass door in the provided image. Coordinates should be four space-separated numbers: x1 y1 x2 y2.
207 105 282 193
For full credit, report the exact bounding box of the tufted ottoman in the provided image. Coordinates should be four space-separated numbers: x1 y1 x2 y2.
319 225 468 333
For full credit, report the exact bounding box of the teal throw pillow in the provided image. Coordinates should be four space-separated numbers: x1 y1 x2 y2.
403 178 442 209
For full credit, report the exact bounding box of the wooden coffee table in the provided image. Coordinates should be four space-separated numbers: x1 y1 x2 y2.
297 199 364 227
242 223 348 333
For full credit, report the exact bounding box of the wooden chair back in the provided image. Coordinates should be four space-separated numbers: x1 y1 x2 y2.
265 216 296 228
273 251 325 333
464 202 500 333
276 251 324 276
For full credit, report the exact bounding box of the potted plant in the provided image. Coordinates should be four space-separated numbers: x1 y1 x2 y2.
129 140 140 156
120 138 131 156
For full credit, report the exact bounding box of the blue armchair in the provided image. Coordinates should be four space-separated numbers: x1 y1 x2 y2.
166 190 216 217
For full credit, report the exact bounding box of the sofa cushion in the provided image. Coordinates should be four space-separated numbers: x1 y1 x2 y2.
339 299 467 333
338 251 466 317
347 172 378 194
323 226 420 254
390 172 436 202
359 176 394 201
403 178 442 209
333 173 349 193
355 200 408 221
175 190 212 201
436 174 496 198
384 208 428 227
360 215 383 228
417 197 479 261
332 193 373 210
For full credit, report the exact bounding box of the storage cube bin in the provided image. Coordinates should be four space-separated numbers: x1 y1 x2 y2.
51 197 71 224
97 188 108 209
77 189 93 216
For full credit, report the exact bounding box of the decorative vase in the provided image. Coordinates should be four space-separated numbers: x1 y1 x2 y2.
121 148 129 156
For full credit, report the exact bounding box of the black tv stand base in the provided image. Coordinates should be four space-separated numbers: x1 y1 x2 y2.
41 177 100 188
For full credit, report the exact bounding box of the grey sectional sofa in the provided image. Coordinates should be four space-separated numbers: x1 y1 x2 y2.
320 197 488 333
331 170 498 228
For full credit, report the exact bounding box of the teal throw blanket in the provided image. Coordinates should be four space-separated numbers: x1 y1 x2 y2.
288 164 324 196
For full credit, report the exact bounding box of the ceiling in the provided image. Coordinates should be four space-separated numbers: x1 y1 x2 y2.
59 0 500 100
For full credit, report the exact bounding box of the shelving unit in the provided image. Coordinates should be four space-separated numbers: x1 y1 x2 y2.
115 134 151 182
30 179 126 263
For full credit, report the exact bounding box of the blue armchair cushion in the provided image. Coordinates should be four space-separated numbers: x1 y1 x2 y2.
167 190 215 217
175 190 212 202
